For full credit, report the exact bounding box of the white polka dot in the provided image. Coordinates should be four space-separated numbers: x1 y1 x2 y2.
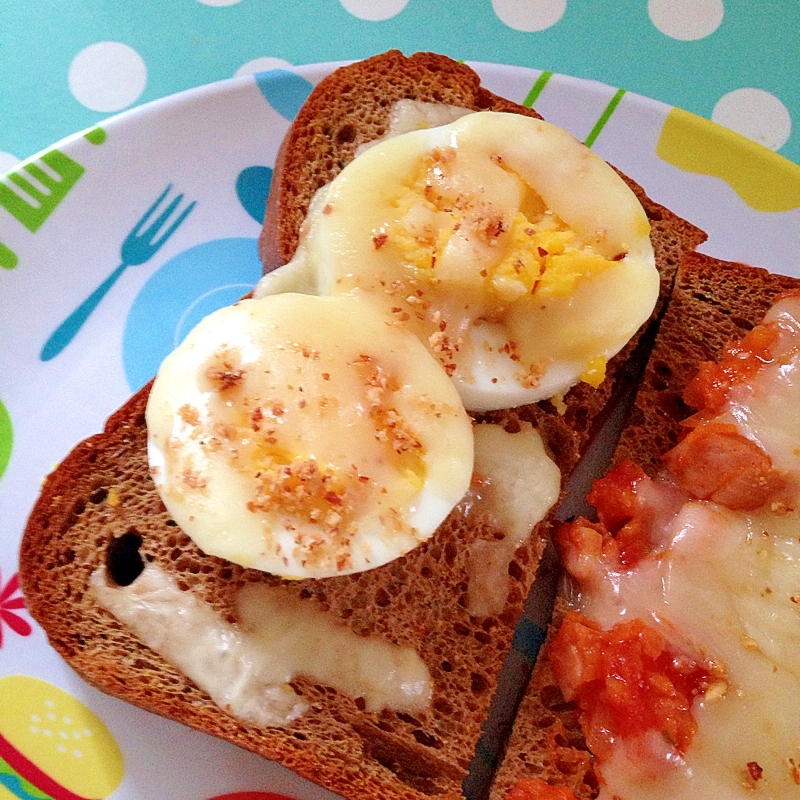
712 88 792 151
56 744 66 753
196 0 242 5
492 0 566 32
648 0 723 41
68 42 147 112
235 57 293 77
339 0 410 21
72 749 83 758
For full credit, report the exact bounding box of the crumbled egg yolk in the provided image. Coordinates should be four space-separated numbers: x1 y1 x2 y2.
260 112 659 412
390 148 618 306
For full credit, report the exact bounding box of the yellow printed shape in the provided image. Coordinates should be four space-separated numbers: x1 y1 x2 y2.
657 106 800 212
0 675 124 799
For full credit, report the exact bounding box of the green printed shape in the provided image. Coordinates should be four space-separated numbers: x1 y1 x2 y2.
0 755 52 799
657 107 800 212
0 242 17 270
0 399 11 480
584 88 626 148
84 126 106 145
523 70 553 108
0 149 85 233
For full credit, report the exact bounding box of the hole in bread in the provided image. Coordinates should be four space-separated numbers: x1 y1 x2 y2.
440 660 453 672
568 407 588 433
470 673 488 695
356 722 458 795
106 529 144 586
653 360 673 378
658 391 692 422
508 559 524 582
652 376 669 391
374 588 391 607
540 684 571 712
412 729 443 749
433 697 453 715
731 315 755 331
90 488 108 504
336 124 356 144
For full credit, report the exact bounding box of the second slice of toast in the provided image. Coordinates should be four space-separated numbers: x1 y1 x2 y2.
490 251 800 799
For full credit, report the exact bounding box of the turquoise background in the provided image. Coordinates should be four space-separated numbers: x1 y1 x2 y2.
1 0 798 165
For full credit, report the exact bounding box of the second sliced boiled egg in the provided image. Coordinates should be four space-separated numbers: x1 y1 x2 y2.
256 111 659 412
146 293 474 579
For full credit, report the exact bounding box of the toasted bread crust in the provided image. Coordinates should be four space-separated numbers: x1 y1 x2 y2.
490 253 800 800
21 52 706 800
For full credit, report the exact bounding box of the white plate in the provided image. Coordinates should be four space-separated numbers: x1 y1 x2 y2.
1 60 799 800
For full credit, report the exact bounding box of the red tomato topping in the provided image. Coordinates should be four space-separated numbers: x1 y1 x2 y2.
508 777 579 800
558 460 685 577
588 459 648 532
664 422 786 510
550 612 719 763
683 322 779 419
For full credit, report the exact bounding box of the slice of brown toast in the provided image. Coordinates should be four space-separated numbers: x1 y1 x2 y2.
20 53 704 800
489 251 800 800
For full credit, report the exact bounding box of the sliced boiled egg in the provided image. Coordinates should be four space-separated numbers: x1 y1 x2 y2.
255 111 659 412
146 293 473 578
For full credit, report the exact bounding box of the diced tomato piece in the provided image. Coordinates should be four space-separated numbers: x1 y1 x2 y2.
558 460 681 576
683 322 779 419
664 422 786 510
588 459 648 532
508 777 579 800
550 612 720 764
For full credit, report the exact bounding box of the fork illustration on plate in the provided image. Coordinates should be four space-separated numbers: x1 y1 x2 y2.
40 184 196 361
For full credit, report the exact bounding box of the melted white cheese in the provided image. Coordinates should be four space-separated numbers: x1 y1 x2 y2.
467 423 561 617
713 295 800 483
91 564 432 723
574 295 800 799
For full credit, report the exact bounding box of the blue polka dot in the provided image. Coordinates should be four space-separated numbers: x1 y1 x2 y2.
254 69 313 121
236 165 273 223
122 237 262 391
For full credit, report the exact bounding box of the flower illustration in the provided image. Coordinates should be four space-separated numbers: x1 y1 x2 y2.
0 570 32 647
